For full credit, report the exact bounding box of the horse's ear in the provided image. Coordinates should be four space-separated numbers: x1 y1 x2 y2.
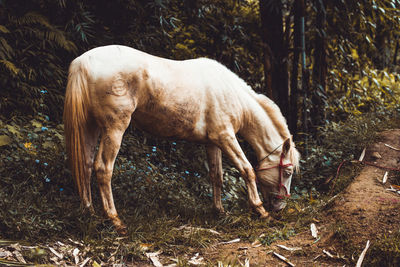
282 137 291 156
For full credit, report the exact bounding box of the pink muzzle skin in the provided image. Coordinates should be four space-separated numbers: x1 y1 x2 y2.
256 152 292 200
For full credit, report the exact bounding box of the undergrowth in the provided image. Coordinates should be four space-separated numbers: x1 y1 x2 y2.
0 108 399 265
367 231 400 267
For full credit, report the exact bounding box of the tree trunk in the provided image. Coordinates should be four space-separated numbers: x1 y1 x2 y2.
311 0 327 131
289 0 303 135
259 0 289 118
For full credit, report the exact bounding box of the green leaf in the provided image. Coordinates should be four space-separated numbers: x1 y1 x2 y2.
0 25 10 33
0 135 12 146
30 119 42 128
6 125 22 139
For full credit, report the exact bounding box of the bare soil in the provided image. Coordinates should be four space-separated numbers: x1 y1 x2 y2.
202 129 400 266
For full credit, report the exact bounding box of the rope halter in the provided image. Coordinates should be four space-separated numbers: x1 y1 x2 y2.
255 145 293 199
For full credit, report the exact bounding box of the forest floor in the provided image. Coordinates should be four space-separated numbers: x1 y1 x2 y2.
1 127 400 266
197 129 400 266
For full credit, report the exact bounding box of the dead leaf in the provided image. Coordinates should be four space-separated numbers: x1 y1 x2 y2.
382 172 388 184
310 223 318 239
188 253 204 265
359 147 366 161
73 248 80 265
12 250 26 264
371 152 382 159
139 243 152 251
146 251 163 267
251 239 261 247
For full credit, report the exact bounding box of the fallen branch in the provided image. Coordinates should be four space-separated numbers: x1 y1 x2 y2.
218 238 240 245
356 240 370 267
273 252 295 267
49 247 63 259
276 245 302 251
323 249 335 258
384 143 400 151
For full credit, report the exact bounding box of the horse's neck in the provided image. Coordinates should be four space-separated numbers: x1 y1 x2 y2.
241 109 286 162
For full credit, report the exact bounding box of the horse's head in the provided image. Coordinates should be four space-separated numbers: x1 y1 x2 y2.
255 138 300 212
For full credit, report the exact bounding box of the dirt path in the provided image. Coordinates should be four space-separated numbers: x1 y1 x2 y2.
203 129 400 266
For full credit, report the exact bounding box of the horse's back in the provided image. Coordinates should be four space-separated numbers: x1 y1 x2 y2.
72 45 261 141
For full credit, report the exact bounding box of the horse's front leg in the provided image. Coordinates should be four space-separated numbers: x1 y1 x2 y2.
211 132 269 219
206 144 224 214
94 129 127 235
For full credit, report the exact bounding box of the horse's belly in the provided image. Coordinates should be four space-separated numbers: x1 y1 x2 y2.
132 111 207 142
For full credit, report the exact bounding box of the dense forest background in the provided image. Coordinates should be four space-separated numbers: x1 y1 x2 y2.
2 0 400 126
1 0 400 266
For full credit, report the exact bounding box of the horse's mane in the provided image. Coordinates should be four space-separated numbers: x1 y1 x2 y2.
252 92 300 171
254 94 290 139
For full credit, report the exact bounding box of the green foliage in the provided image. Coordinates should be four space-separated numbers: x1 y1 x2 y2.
258 226 295 246
314 0 400 122
0 0 265 122
367 231 400 266
0 2 76 120
296 109 400 196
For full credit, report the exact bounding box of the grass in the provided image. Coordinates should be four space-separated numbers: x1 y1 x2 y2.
0 109 399 265
367 231 400 267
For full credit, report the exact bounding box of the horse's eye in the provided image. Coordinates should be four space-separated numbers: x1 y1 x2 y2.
284 170 292 177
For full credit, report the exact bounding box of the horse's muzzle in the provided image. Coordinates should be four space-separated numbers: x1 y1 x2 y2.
271 198 287 211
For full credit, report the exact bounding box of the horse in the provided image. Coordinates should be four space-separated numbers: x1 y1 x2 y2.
63 45 300 234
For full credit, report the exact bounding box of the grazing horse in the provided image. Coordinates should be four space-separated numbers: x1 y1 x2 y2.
63 45 300 234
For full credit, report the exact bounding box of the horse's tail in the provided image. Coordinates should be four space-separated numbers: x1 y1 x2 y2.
63 56 92 204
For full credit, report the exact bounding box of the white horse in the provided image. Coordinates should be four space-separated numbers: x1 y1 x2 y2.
63 45 300 234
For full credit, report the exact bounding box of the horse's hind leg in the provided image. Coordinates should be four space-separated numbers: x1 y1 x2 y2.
82 121 100 212
206 144 224 214
94 124 130 234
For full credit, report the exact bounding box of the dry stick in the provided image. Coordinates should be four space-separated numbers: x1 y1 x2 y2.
218 238 240 245
356 240 370 267
276 244 302 251
273 252 295 267
384 143 400 151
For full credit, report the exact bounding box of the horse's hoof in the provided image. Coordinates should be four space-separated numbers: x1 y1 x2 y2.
116 225 128 236
260 212 272 223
